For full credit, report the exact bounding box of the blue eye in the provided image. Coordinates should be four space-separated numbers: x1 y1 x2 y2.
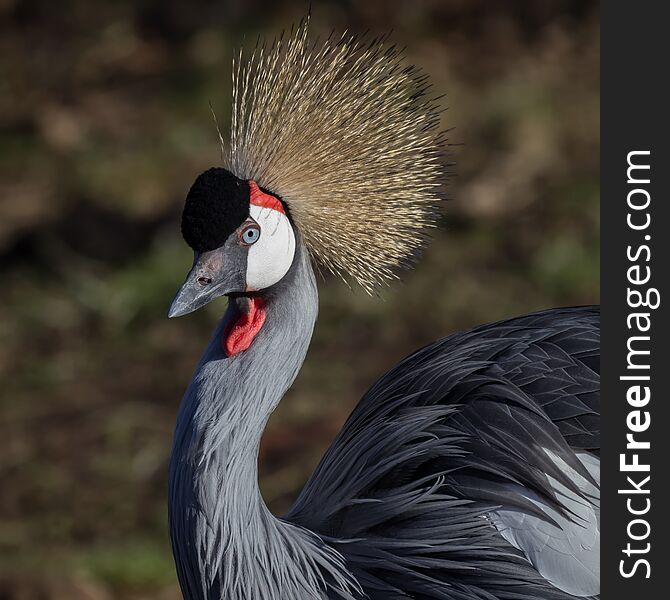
241 225 261 245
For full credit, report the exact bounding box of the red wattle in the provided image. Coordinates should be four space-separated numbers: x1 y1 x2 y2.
223 297 267 357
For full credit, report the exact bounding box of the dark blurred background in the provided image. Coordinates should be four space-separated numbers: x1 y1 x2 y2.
0 1 599 598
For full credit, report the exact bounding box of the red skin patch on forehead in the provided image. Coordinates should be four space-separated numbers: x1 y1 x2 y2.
248 181 285 214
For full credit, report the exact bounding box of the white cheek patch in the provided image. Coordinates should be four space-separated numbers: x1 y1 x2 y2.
246 204 296 291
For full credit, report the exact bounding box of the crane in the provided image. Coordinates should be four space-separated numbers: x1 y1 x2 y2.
166 20 600 600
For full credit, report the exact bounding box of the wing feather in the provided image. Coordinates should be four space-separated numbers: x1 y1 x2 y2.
287 306 600 599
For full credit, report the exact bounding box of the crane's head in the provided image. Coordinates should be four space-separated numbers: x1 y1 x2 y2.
169 18 445 319
168 168 296 318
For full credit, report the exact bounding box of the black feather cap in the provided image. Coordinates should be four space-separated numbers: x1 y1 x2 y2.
181 168 250 252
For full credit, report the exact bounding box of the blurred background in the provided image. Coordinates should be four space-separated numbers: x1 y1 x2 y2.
0 0 599 598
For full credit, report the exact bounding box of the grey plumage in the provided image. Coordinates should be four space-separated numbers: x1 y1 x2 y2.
169 232 600 599
167 18 600 600
169 240 361 600
288 305 600 599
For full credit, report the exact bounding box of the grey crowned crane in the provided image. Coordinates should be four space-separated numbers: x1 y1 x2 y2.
167 21 600 600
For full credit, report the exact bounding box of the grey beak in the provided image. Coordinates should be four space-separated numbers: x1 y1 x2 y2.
168 270 213 318
168 251 236 318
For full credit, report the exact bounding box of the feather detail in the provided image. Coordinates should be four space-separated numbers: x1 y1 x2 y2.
226 18 445 293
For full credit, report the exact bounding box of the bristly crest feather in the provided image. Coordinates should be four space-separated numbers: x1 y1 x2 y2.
226 18 445 294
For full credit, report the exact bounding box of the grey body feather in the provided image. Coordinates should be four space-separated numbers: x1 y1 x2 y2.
489 450 600 596
169 239 600 599
169 241 361 600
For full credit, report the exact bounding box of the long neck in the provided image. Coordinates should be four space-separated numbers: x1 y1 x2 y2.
168 243 357 600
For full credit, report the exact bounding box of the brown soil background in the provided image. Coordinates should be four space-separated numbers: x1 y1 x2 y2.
0 1 599 598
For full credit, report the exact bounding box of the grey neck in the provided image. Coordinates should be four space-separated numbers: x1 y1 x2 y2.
168 241 359 600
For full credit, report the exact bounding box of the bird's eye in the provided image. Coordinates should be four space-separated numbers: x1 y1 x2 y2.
240 224 261 245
